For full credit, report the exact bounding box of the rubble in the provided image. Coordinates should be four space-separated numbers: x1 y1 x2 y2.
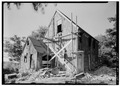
16 67 65 83
13 66 116 85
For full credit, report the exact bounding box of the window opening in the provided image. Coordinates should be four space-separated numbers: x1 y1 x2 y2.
57 19 62 33
24 53 28 63
57 24 62 33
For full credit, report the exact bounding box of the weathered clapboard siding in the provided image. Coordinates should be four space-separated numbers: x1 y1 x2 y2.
20 10 99 73
20 37 54 73
45 10 99 72
20 38 37 72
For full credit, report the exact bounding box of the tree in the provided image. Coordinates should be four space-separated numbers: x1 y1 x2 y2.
30 26 48 40
5 3 57 14
106 16 119 85
105 16 116 54
95 35 109 57
95 16 117 67
105 16 117 64
96 16 118 84
4 35 26 61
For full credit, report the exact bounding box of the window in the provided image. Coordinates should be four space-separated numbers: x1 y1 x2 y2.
24 56 27 62
57 24 62 33
57 19 62 33
24 53 28 63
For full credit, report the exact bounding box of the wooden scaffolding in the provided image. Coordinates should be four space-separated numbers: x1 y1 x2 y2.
43 13 84 75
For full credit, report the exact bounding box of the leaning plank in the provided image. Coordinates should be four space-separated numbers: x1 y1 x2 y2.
49 46 71 71
49 39 72 62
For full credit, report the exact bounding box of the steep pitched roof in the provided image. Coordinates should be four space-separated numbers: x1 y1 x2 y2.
21 37 52 57
29 37 52 55
48 10 99 43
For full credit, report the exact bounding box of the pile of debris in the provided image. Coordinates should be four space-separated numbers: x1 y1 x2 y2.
11 66 116 84
16 67 71 83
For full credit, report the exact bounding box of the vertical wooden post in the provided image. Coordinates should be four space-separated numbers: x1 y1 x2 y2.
76 16 78 73
47 27 49 68
53 17 55 50
71 13 74 73
71 13 73 58
83 51 84 72
53 17 55 68
76 16 78 51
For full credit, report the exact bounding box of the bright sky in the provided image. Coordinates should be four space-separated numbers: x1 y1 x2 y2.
4 2 116 38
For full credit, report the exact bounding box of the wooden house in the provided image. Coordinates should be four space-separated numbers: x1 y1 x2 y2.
43 10 99 74
20 10 99 75
20 37 55 72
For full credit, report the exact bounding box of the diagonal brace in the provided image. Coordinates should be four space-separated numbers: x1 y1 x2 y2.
49 39 72 62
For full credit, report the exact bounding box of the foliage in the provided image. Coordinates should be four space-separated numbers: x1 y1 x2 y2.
3 62 19 74
95 16 117 67
21 37 26 43
4 35 26 61
30 26 48 40
105 16 116 53
5 3 57 14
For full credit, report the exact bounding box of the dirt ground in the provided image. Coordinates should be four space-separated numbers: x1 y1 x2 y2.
5 66 116 85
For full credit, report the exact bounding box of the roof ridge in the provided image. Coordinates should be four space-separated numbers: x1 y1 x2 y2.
55 10 99 42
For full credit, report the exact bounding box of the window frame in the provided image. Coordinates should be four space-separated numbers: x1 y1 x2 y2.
57 19 62 34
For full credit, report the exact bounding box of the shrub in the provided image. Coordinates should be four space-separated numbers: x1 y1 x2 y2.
3 62 19 74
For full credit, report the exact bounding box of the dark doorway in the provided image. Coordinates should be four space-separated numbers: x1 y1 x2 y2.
30 54 33 68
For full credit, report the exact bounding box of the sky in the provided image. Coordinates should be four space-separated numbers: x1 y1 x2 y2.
4 2 116 38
